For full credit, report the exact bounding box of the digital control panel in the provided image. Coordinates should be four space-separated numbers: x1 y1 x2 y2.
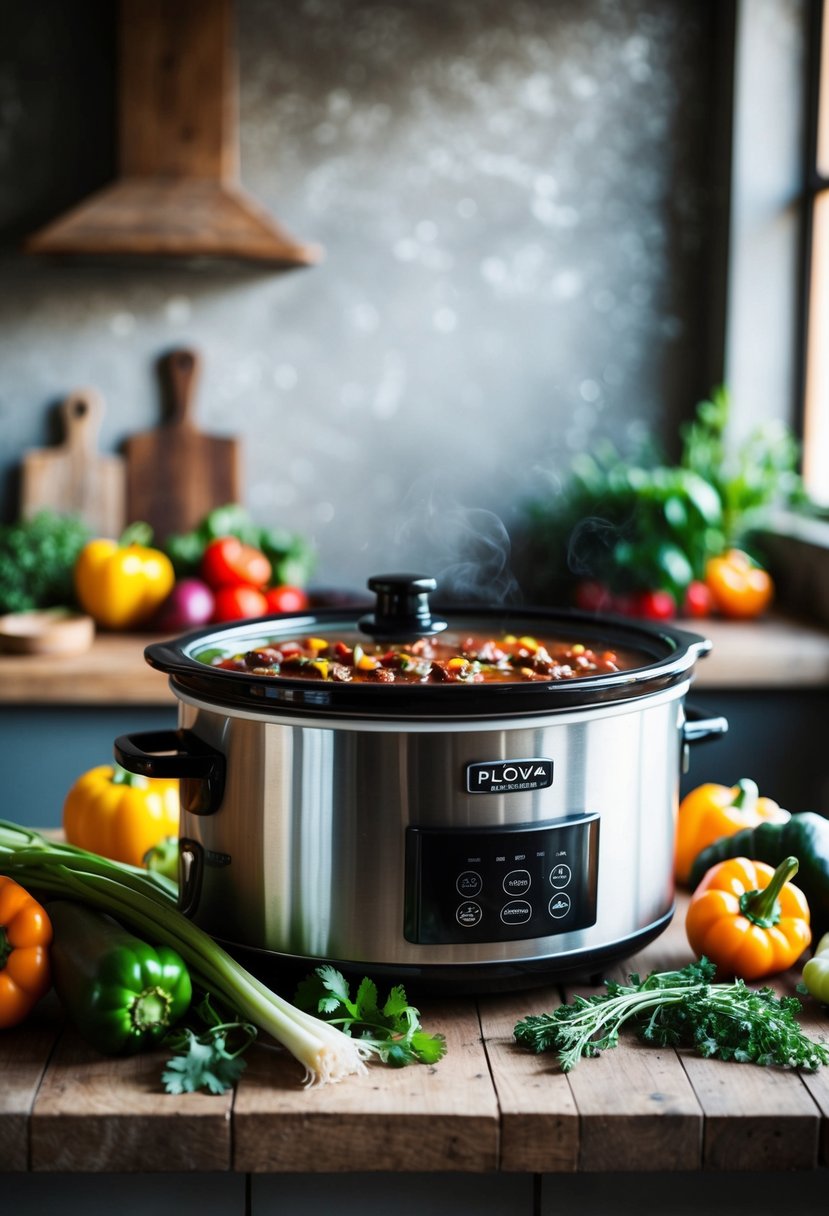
404 816 599 945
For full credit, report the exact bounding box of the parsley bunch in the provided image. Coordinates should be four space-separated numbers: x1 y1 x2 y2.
296 966 447 1067
514 958 829 1073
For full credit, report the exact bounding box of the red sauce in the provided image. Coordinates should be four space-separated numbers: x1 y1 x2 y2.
211 632 641 684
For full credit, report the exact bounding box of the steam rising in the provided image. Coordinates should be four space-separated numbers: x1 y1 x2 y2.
390 477 521 605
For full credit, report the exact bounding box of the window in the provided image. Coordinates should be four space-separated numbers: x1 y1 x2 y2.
802 0 829 504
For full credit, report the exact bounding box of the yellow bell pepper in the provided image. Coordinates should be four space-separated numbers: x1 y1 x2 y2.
675 777 790 885
63 763 180 868
74 524 175 630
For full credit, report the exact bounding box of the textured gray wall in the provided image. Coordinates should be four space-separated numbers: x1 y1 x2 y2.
0 0 724 596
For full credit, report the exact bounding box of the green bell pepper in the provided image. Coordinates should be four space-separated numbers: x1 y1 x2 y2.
49 900 192 1055
688 812 829 938
803 932 829 1007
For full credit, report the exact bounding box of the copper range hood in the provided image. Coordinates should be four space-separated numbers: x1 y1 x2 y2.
25 0 321 268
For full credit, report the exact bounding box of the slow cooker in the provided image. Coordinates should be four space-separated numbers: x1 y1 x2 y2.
115 573 726 992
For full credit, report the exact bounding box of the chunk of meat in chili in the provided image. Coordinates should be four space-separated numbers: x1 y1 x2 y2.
429 659 483 683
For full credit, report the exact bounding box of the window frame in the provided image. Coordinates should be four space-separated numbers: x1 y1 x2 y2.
799 0 829 505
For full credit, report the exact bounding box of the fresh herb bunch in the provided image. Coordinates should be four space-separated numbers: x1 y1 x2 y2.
514 957 829 1073
0 510 90 613
523 446 723 605
680 385 809 544
520 388 806 607
296 965 447 1067
162 992 256 1096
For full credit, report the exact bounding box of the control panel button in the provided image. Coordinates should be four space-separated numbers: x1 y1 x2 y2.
456 870 483 898
503 868 531 896
500 900 533 926
549 863 572 889
404 815 599 945
456 901 483 927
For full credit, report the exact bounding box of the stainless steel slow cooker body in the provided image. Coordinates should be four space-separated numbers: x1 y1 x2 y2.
116 586 724 992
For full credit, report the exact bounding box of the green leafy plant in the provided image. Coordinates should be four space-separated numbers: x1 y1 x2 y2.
520 388 806 609
680 385 809 544
514 957 829 1072
0 510 90 613
295 965 447 1067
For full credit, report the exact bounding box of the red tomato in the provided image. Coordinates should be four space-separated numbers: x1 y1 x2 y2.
264 585 310 614
637 589 677 620
682 579 713 618
212 585 269 623
201 537 272 590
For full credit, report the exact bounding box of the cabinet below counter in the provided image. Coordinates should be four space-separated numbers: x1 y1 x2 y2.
1 612 829 706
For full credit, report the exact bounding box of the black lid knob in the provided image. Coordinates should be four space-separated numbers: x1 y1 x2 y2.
358 572 448 641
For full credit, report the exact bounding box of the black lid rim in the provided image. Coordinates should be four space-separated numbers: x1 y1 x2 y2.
145 603 710 719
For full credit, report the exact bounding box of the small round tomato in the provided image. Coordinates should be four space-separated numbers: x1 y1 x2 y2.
682 579 713 618
201 537 272 591
212 585 269 623
637 589 677 620
264 585 311 614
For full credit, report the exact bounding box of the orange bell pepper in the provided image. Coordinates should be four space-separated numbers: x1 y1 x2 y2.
675 777 790 885
0 875 53 1029
704 549 773 619
686 855 811 980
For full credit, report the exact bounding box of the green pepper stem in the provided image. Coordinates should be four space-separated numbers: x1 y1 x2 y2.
119 521 154 548
131 987 174 1031
111 764 148 789
732 778 759 813
739 855 800 928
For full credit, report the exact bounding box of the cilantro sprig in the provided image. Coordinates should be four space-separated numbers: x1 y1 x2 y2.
295 966 447 1067
161 992 256 1095
514 957 829 1073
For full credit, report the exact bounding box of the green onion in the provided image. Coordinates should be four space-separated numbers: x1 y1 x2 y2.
0 821 368 1086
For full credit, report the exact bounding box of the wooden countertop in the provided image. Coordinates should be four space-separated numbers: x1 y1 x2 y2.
3 895 828 1175
0 612 827 705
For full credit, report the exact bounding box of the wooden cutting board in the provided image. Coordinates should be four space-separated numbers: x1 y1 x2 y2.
20 389 126 537
123 348 242 542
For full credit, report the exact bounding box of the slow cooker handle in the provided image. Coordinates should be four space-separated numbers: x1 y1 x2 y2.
681 705 728 775
114 729 225 816
682 706 729 745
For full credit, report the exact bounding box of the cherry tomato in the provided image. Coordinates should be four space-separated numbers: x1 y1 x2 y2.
264 585 311 614
201 537 272 591
212 585 269 623
682 579 713 618
637 589 677 620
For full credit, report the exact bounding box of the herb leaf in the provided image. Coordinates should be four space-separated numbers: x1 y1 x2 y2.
514 957 829 1073
161 1028 248 1094
161 991 257 1095
296 967 447 1067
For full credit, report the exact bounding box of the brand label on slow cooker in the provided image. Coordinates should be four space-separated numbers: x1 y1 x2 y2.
466 758 554 794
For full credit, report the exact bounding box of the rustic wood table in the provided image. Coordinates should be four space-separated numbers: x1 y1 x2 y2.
3 895 828 1178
